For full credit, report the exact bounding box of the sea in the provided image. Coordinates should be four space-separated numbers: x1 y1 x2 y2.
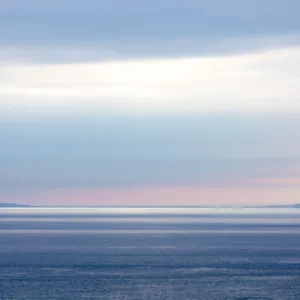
0 207 300 300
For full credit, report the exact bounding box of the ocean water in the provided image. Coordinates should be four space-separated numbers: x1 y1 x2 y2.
0 207 300 300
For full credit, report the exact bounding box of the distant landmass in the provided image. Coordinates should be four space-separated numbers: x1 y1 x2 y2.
0 203 32 208
262 203 300 208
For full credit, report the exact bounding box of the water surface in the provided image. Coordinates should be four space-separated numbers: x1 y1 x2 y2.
1 207 300 299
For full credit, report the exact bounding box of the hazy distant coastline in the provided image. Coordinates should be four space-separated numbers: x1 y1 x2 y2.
1 203 299 208
0 203 32 208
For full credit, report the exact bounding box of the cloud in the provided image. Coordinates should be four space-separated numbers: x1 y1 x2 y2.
1 35 299 64
0 112 299 195
1 0 300 41
1 0 300 61
1 47 300 117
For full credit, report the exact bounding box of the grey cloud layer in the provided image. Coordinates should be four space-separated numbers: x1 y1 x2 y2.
1 0 300 61
1 114 299 191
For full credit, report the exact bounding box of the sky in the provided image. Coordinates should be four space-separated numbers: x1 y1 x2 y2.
0 0 300 206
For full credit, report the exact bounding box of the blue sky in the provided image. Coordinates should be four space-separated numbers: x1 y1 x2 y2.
0 1 299 205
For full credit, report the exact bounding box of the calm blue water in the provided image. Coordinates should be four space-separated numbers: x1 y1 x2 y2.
1 207 300 299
